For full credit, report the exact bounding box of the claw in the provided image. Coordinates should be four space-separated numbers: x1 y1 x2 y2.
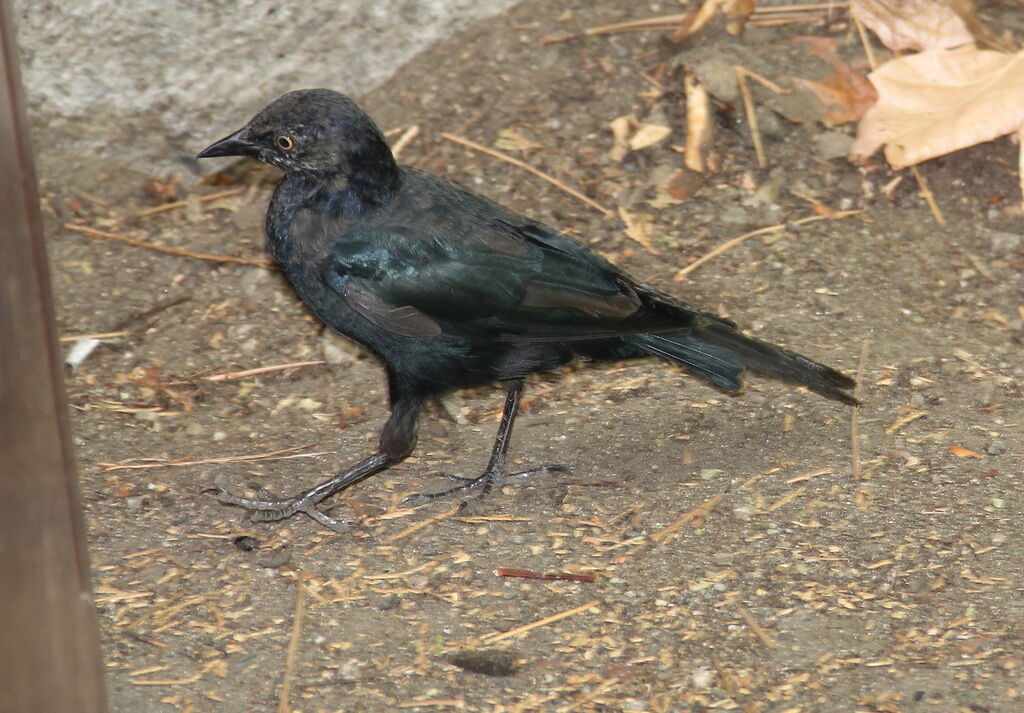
402 463 567 507
206 486 352 531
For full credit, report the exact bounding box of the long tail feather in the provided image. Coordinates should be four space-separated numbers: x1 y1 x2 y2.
633 323 858 405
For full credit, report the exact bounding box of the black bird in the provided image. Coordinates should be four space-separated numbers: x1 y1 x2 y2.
197 89 856 531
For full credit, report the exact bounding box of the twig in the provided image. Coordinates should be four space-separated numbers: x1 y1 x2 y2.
649 493 724 544
734 66 786 94
99 444 324 471
673 210 863 281
852 11 877 71
711 656 739 700
759 2 849 10
736 605 776 648
277 576 305 713
136 187 246 218
481 600 600 643
441 133 615 218
585 4 847 35
59 330 128 342
585 13 687 35
785 466 833 484
391 125 420 157
851 339 870 479
384 504 461 543
203 360 326 382
556 679 620 713
1018 125 1024 210
734 66 766 168
496 568 596 583
911 165 945 225
64 223 273 268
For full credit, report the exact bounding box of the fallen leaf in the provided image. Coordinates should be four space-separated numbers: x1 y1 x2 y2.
949 445 982 458
851 46 1024 168
608 116 633 162
629 123 672 151
674 0 753 41
946 0 1017 52
852 0 973 52
618 206 660 255
787 37 877 126
685 73 714 172
664 170 709 202
538 31 574 46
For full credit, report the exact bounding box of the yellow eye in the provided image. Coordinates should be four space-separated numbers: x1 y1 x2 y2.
276 135 294 150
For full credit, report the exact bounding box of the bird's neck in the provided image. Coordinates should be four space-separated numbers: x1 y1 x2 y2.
345 133 401 209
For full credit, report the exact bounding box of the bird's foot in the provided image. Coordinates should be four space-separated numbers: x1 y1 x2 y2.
207 486 354 533
401 464 567 506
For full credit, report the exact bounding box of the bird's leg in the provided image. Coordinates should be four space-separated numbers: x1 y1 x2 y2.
210 452 393 532
402 381 566 505
210 394 422 531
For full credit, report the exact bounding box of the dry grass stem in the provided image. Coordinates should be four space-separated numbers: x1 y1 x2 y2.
852 11 878 71
735 66 766 168
585 14 687 35
496 568 597 583
911 165 945 225
136 187 245 218
391 125 421 157
673 210 864 281
384 505 461 543
735 67 786 94
441 133 615 218
131 674 203 686
481 600 601 644
852 339 870 478
277 576 305 713
650 493 724 544
1018 125 1024 208
203 360 326 382
397 700 466 709
785 466 833 484
64 223 273 268
59 331 128 342
884 410 926 435
737 605 776 648
99 444 324 471
585 4 847 35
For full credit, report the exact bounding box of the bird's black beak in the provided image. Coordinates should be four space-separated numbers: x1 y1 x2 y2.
197 128 255 159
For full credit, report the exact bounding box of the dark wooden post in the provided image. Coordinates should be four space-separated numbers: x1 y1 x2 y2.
0 2 107 711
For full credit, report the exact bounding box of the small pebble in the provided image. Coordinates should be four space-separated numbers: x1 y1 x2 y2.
816 130 854 159
692 667 715 689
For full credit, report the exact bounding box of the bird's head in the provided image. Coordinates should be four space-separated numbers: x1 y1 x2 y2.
197 89 396 187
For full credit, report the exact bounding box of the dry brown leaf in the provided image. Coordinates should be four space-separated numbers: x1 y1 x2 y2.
629 123 672 151
673 0 753 41
788 37 878 126
851 46 1024 168
608 116 633 162
665 170 709 202
949 445 982 458
947 0 1017 52
618 206 660 255
852 0 973 52
685 73 714 172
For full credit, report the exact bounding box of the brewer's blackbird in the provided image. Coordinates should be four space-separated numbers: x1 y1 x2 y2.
198 89 856 531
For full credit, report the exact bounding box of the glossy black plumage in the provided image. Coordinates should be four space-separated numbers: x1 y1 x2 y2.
198 88 857 531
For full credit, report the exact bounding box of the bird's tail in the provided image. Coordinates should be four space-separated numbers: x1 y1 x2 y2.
632 321 858 405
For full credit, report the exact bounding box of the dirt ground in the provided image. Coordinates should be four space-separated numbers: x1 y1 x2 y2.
42 1 1024 712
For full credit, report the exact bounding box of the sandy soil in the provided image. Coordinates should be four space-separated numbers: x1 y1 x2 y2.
43 1 1023 711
